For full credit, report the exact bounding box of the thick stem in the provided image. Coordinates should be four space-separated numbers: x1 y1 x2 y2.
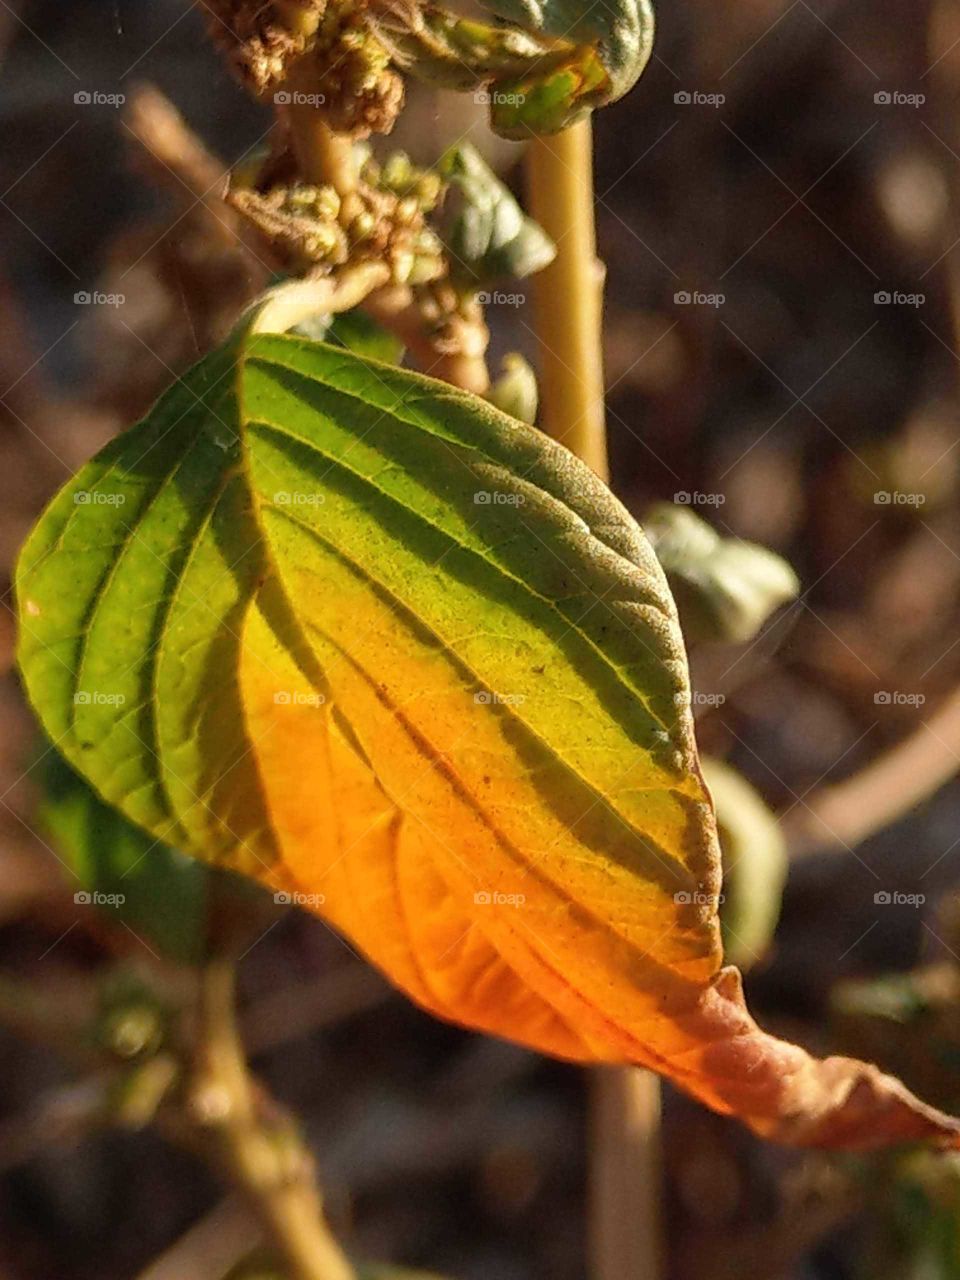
527 121 659 1279
192 958 355 1280
286 106 361 213
590 1069 663 1280
526 121 609 480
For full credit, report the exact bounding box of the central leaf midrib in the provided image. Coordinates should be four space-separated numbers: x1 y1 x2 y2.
245 410 678 757
302 610 713 997
267 499 691 893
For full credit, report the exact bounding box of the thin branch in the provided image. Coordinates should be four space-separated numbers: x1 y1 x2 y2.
783 684 960 856
190 957 355 1280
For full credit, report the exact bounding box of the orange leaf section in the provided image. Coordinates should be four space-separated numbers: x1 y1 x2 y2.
240 588 960 1152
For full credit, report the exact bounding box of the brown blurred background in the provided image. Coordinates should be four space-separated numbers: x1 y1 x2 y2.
3 1 960 1277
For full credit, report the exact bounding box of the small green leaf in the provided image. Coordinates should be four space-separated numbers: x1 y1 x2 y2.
488 353 539 424
40 747 208 963
399 0 655 136
488 0 655 109
644 503 800 645
702 758 787 970
439 144 555 287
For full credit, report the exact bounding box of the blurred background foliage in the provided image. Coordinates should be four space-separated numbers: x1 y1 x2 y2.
4 0 960 1276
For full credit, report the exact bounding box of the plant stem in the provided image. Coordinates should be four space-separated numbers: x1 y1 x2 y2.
192 957 355 1280
590 1069 663 1280
286 107 360 210
526 121 609 480
527 120 660 1279
280 87 489 391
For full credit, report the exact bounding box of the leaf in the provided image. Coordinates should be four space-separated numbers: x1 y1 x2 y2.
488 353 539 424
40 745 208 963
296 306 406 366
644 502 800 644
701 758 787 971
438 145 556 288
398 0 655 137
15 321 960 1150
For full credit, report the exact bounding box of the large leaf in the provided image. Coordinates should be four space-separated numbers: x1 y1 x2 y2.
15 320 960 1150
40 747 208 963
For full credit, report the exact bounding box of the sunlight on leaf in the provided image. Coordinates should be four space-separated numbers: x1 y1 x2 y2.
15 318 960 1151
